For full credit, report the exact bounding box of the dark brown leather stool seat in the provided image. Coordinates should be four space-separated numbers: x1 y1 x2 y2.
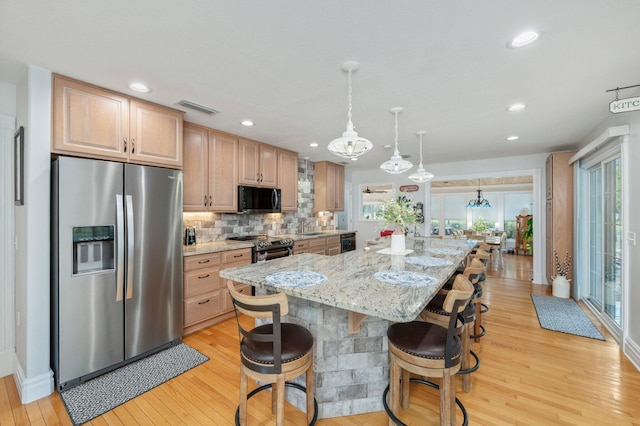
241 323 313 366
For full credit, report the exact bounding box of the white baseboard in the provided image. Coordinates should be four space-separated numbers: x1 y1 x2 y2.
623 337 640 372
14 362 54 404
0 349 15 378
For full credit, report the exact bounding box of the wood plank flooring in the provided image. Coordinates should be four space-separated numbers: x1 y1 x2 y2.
2 254 640 425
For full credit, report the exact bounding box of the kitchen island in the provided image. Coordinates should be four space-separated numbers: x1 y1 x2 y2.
219 237 474 418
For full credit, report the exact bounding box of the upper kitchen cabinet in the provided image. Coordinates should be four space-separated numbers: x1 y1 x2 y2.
52 74 183 169
314 161 344 212
278 149 298 211
238 138 278 187
183 122 238 212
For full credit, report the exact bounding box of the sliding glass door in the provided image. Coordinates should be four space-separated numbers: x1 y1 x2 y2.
586 156 622 329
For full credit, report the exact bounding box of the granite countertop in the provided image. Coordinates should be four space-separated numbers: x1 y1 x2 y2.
183 240 254 256
184 230 356 256
219 237 475 323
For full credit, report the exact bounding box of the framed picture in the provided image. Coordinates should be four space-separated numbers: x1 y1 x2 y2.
14 126 24 206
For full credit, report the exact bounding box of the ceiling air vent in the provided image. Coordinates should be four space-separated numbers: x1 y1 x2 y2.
176 99 220 115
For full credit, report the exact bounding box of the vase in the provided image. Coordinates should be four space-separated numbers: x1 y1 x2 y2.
390 227 406 253
552 275 571 298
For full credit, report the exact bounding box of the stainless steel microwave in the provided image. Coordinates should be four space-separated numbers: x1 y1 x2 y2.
237 186 281 214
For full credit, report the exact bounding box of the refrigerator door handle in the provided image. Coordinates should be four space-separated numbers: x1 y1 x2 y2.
125 195 135 300
116 194 125 302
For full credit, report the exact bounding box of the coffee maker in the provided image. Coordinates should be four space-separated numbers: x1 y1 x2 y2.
184 226 196 246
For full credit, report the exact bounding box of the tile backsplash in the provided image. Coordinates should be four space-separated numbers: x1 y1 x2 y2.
183 158 335 243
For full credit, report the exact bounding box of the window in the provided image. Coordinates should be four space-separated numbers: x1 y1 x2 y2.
360 184 394 220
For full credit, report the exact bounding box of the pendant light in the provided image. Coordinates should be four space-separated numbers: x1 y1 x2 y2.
298 157 311 194
408 131 434 183
467 179 492 208
327 61 373 159
380 107 413 174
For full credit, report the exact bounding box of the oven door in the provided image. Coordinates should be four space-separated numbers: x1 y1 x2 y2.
255 246 293 262
341 234 356 253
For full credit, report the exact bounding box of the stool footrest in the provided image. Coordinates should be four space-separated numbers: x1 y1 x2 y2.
480 303 489 313
469 324 486 339
458 350 480 375
382 379 469 426
235 382 318 426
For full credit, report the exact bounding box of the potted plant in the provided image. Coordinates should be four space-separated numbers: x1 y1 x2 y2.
380 194 419 252
522 216 533 253
472 216 489 234
552 250 572 298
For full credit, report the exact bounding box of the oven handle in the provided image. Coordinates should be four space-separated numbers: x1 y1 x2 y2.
263 247 292 261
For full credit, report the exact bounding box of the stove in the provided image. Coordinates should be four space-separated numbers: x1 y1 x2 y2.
227 234 294 262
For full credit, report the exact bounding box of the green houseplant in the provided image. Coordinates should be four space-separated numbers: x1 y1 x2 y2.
522 216 533 252
472 216 489 233
380 194 419 234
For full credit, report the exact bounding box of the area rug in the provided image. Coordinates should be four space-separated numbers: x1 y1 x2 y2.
60 343 208 425
531 294 605 340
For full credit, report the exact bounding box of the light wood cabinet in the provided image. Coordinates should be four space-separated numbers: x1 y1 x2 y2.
52 74 183 169
326 236 341 256
278 149 299 211
238 138 278 187
314 161 345 212
515 215 533 255
298 236 341 256
183 122 238 212
183 247 251 334
545 152 575 284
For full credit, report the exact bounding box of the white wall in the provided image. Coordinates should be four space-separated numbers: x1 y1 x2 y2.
574 110 640 370
13 66 53 402
0 82 17 378
349 153 548 283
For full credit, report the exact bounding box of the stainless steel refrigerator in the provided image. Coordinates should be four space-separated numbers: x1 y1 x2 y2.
51 156 183 390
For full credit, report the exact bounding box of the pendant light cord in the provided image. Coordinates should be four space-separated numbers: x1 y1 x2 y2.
418 133 424 165
347 70 353 125
394 110 399 151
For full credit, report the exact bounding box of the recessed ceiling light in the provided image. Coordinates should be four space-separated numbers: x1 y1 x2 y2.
508 31 540 48
383 144 392 149
507 103 526 111
309 142 318 148
507 135 520 141
351 157 358 161
128 81 151 93
241 120 254 126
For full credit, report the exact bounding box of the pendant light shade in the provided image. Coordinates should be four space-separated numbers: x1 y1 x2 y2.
408 131 434 183
380 107 413 174
327 61 373 159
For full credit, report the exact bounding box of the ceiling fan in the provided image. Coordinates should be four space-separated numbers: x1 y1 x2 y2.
362 186 386 194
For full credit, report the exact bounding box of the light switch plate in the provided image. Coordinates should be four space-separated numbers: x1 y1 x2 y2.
628 232 637 246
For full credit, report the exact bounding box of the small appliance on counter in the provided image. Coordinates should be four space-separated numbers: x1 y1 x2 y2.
185 226 197 246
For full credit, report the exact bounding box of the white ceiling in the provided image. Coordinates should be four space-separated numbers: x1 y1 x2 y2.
2 1 640 172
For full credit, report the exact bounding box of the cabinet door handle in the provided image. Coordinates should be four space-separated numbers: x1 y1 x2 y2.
209 195 212 206
198 299 210 305
123 137 127 152
233 254 243 258
131 138 135 154
198 259 211 264
197 274 210 279
204 195 207 206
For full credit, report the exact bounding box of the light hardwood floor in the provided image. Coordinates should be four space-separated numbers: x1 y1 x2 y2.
2 254 640 425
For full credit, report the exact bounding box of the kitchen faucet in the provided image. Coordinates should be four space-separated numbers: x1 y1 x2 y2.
300 218 311 234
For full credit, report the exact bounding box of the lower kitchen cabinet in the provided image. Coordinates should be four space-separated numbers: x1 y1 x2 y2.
326 236 341 255
183 247 251 334
296 235 341 256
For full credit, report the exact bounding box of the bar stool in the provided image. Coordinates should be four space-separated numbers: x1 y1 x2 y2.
422 259 485 393
469 249 490 342
383 274 474 426
227 281 317 426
